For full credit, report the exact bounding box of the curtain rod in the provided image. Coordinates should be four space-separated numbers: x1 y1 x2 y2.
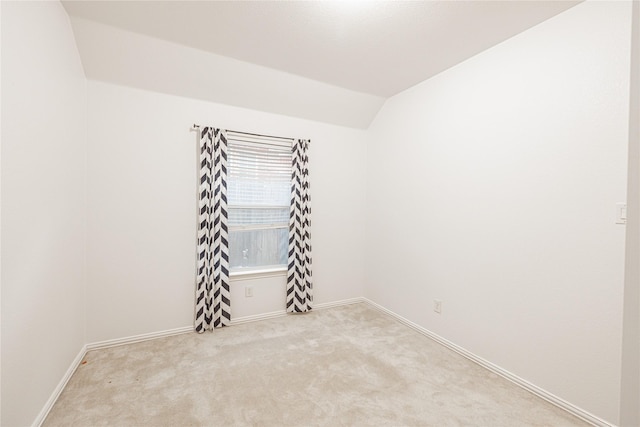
191 124 298 142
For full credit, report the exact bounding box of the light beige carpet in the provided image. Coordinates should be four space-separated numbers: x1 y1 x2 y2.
44 303 588 426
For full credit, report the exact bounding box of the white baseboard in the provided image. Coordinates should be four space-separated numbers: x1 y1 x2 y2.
314 296 365 310
86 325 194 351
86 297 366 349
230 296 366 325
230 309 287 325
362 298 614 427
33 344 87 427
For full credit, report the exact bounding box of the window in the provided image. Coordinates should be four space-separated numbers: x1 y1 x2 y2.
227 132 292 274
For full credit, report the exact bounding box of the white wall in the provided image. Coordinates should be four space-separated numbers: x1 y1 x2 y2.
620 1 640 425
1 2 87 426
86 81 367 343
365 1 631 424
1 1 4 423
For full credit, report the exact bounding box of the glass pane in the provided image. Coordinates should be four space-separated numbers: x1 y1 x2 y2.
228 207 289 227
229 228 288 270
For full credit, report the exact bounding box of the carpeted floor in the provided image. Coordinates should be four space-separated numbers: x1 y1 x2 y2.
44 303 588 426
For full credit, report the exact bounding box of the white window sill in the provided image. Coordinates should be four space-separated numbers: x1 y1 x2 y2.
230 266 287 281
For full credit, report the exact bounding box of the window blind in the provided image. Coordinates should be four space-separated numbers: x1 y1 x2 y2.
227 137 292 271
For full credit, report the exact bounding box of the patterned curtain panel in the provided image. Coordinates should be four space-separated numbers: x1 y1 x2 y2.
195 127 231 332
287 139 313 313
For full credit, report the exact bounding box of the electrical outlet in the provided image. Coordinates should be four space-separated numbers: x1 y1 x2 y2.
245 286 253 297
434 299 442 314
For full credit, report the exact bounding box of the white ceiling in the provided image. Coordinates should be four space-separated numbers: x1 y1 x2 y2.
61 0 581 127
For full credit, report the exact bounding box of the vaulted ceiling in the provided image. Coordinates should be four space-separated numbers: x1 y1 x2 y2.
62 0 581 128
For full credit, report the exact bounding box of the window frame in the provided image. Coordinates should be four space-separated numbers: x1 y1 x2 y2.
226 132 292 279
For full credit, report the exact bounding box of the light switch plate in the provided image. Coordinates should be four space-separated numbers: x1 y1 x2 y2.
616 203 627 225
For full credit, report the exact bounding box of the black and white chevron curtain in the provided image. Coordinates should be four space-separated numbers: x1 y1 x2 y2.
287 139 313 313
195 127 231 332
195 128 312 330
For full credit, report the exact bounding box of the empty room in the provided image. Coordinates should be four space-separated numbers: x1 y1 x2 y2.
2 0 639 426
